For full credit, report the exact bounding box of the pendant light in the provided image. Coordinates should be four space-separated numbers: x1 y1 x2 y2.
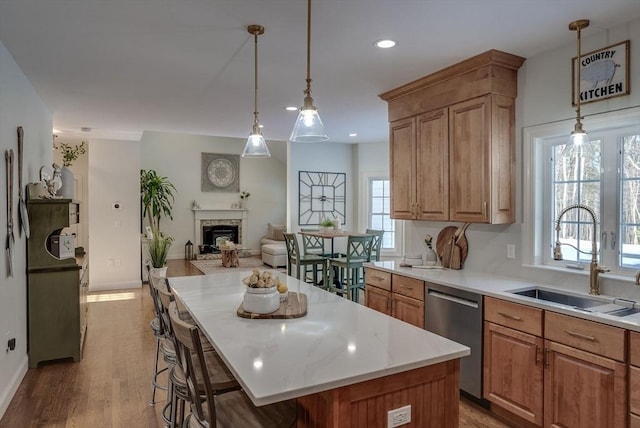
569 19 590 146
289 0 328 143
242 25 271 158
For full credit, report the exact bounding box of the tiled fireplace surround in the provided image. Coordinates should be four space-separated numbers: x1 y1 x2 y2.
193 208 248 252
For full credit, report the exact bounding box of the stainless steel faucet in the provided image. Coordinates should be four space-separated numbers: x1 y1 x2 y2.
553 203 609 295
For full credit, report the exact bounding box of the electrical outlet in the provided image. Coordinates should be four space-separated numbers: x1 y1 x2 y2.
507 244 516 259
387 405 411 427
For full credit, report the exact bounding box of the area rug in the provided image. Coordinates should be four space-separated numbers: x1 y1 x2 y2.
190 257 285 275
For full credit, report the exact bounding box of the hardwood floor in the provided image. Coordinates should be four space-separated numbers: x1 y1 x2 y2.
1 260 511 427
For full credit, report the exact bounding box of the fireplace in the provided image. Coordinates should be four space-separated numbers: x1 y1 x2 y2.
201 224 240 253
192 207 248 255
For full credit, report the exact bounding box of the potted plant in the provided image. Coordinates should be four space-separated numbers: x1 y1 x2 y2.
319 218 335 232
53 139 87 198
141 169 176 276
148 234 174 277
240 190 250 209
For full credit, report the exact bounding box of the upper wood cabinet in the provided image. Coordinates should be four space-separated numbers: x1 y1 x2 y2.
381 50 525 224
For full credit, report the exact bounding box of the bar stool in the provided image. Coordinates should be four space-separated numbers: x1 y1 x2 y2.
365 229 384 261
146 265 174 406
168 302 296 427
283 232 327 287
326 235 374 301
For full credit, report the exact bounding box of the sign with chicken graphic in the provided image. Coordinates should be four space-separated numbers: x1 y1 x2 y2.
572 40 630 105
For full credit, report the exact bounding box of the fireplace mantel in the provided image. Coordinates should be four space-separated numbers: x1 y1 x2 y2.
193 208 248 246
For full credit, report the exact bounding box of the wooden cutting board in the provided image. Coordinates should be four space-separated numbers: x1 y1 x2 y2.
436 225 469 269
237 292 307 319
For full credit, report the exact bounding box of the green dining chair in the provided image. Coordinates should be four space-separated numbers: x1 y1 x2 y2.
327 235 374 301
365 229 384 261
283 233 327 287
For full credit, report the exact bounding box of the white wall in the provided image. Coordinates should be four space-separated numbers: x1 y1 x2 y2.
88 139 141 291
287 142 355 232
0 41 52 419
403 18 640 293
141 131 287 257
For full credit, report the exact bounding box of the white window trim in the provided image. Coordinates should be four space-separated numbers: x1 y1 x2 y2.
522 107 640 276
359 171 403 258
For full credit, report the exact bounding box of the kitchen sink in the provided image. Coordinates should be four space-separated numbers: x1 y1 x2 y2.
605 307 640 317
509 287 607 309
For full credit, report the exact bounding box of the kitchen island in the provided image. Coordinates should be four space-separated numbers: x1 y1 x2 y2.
169 270 469 428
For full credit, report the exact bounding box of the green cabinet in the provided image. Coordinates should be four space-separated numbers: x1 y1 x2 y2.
26 199 86 368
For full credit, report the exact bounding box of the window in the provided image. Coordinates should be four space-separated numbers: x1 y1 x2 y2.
369 178 395 249
524 108 640 275
360 175 402 256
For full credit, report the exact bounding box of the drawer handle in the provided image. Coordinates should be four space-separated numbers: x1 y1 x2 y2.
498 311 521 321
564 330 596 342
371 275 385 281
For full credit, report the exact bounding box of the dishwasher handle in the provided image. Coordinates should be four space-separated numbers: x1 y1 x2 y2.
427 289 479 308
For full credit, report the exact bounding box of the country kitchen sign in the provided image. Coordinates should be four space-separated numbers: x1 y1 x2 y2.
573 40 630 105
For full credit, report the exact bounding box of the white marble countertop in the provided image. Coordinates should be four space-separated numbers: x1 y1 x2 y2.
366 261 640 332
168 270 470 406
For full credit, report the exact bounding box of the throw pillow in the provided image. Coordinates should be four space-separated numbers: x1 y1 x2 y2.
267 223 286 241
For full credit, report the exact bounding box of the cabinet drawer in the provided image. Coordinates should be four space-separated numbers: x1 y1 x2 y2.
545 311 626 362
631 331 640 366
365 268 391 291
631 365 640 415
392 275 424 301
484 297 542 336
632 413 640 428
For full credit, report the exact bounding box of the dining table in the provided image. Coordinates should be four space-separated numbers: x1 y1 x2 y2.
168 269 470 427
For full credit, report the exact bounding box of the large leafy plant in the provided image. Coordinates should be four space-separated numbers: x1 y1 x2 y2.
141 170 176 267
149 234 174 268
140 169 176 237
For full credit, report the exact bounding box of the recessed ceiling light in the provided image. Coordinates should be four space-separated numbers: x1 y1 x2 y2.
375 39 396 49
285 106 299 111
348 133 358 137
258 124 264 128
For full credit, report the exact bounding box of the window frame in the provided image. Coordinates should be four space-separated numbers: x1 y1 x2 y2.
359 172 403 258
523 107 640 277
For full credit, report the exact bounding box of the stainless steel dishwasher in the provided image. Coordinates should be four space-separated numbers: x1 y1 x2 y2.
425 282 483 399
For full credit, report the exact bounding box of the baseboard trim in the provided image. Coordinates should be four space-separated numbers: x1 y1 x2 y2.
90 280 142 292
0 354 28 420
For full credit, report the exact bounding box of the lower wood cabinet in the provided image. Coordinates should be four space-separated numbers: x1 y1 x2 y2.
484 321 543 426
484 297 628 428
544 340 626 428
365 268 424 328
629 331 640 426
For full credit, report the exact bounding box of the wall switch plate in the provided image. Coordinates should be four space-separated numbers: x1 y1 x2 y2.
507 244 516 259
387 405 411 427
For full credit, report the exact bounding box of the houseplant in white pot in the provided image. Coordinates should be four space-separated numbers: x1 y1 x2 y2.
53 139 86 199
141 169 176 277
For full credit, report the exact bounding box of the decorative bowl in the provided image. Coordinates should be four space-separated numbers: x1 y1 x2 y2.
403 254 423 266
279 291 289 302
243 286 280 314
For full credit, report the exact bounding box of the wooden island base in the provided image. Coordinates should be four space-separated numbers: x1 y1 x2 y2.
296 359 460 428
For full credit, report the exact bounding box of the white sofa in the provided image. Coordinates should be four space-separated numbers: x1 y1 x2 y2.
260 223 288 268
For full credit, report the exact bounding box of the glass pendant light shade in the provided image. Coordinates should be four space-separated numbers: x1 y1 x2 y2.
290 0 328 143
290 102 328 143
243 125 271 157
242 24 270 158
569 121 589 146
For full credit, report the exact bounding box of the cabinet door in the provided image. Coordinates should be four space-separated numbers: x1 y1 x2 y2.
544 340 626 428
392 293 424 328
483 322 543 426
365 286 391 316
489 95 516 224
389 117 416 219
416 109 448 220
449 96 491 223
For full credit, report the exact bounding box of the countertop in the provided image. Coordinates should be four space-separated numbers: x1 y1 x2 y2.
168 269 470 406
366 261 640 332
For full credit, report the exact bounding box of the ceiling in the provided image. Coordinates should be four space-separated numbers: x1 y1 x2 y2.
1 0 639 149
